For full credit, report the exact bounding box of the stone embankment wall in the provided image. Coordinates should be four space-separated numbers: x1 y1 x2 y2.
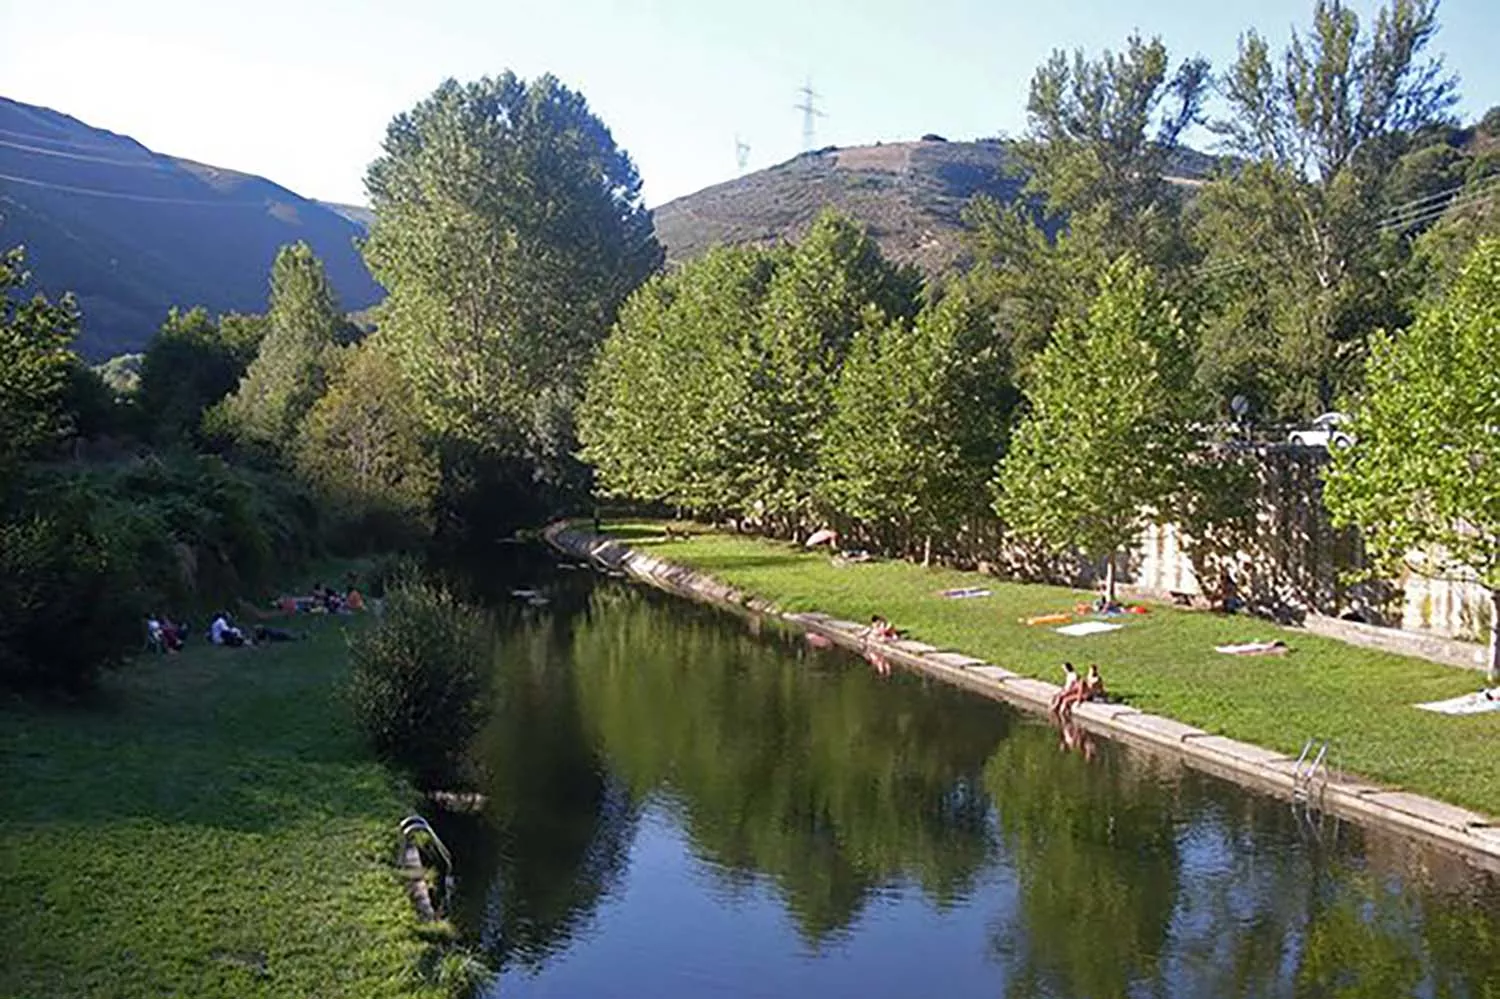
544 522 1500 870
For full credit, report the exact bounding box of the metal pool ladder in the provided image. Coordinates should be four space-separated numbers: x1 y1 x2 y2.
1292 737 1338 804
400 815 455 910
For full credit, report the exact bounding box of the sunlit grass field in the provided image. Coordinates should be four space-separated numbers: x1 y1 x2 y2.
0 607 442 999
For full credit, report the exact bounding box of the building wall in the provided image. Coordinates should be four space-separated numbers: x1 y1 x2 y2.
1119 446 1493 644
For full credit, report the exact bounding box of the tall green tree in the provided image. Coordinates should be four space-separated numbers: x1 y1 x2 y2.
218 243 341 454
819 285 1017 561
1406 108 1500 296
1325 238 1500 682
0 245 79 480
363 73 661 485
580 245 781 516
136 307 265 443
1195 0 1459 419
294 338 439 549
737 210 921 534
966 34 1208 371
994 257 1192 602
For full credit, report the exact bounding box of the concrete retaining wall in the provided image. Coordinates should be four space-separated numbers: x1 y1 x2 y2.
1120 448 1493 651
545 522 1500 871
1302 613 1491 672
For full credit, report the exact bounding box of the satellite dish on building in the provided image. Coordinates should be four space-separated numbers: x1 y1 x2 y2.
1230 394 1251 419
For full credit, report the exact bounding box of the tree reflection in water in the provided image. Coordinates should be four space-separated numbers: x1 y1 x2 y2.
568 585 1008 943
451 566 1500 996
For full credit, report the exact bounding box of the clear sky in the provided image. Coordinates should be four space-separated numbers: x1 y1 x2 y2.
2 0 1496 208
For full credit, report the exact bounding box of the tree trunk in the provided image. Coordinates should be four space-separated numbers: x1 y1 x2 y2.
1105 551 1118 606
923 534 932 568
1489 589 1500 686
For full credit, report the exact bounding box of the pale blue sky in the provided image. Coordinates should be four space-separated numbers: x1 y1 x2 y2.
2 0 1496 208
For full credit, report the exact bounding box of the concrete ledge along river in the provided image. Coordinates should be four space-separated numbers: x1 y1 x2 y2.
433 524 1500 998
544 522 1500 869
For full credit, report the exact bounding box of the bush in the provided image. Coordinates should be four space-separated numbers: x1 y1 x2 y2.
0 487 137 692
0 454 325 693
90 453 321 607
346 576 494 787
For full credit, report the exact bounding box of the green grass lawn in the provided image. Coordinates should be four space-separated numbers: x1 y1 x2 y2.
605 521 1500 817
0 610 443 999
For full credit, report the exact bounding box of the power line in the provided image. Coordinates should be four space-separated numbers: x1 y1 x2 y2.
1379 175 1500 230
1380 190 1496 233
1195 174 1500 281
0 126 124 154
0 170 260 207
0 137 164 169
735 135 751 174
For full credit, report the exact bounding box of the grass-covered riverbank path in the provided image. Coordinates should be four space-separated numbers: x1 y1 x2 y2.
603 521 1500 819
0 613 441 999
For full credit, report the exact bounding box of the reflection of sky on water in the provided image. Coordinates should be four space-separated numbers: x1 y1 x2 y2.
494 799 1017 999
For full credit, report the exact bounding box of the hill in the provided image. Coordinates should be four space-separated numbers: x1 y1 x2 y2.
652 137 1218 273
0 97 382 359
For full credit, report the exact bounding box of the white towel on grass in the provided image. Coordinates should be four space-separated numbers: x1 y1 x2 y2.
1415 691 1500 715
1055 621 1123 637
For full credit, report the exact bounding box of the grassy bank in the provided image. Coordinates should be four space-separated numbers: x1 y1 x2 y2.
604 522 1500 817
0 607 443 998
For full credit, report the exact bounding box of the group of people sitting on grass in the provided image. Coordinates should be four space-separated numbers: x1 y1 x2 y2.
1051 661 1107 716
208 611 301 648
276 579 365 616
148 605 313 653
147 575 369 655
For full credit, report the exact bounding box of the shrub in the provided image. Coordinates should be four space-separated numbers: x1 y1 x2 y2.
0 487 137 692
346 576 494 787
363 552 419 599
0 454 325 693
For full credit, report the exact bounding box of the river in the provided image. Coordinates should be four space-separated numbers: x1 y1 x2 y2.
439 553 1500 998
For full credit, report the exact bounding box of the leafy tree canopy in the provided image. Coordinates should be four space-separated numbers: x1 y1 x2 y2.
1193 0 1460 421
137 307 265 443
293 337 439 549
994 256 1192 600
218 243 341 455
966 33 1208 371
1325 237 1500 680
0 245 80 479
364 72 662 482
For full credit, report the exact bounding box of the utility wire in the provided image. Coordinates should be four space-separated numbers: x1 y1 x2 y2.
1194 175 1499 281
0 170 261 207
0 126 125 153
0 137 164 168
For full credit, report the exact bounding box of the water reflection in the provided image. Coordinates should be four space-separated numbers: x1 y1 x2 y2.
453 566 1500 998
567 587 1005 942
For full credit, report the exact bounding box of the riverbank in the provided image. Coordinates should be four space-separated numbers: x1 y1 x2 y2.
0 605 444 998
557 521 1500 855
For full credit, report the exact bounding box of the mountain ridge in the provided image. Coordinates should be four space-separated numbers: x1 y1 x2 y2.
0 96 382 359
652 137 1218 274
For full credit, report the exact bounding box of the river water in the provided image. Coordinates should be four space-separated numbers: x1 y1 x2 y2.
444 555 1500 998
